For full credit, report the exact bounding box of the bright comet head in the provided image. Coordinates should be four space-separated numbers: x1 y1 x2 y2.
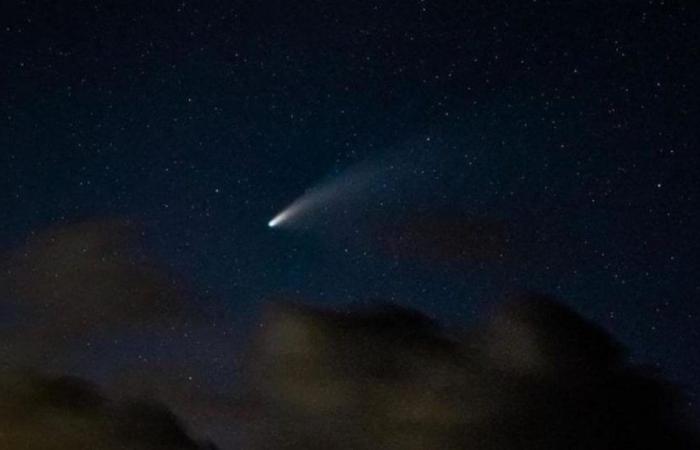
267 210 289 228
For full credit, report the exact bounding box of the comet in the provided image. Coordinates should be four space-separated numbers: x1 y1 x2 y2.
268 209 293 228
266 180 347 228
267 159 386 229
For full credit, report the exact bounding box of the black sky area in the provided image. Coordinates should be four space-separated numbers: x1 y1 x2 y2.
1 1 699 448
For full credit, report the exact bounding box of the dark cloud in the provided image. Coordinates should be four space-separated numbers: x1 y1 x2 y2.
360 200 589 276
0 219 233 447
371 214 509 264
241 295 699 449
104 363 249 442
0 369 217 449
2 219 696 449
0 218 197 339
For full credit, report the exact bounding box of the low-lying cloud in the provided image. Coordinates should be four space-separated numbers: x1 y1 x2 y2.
0 369 216 449
241 295 699 449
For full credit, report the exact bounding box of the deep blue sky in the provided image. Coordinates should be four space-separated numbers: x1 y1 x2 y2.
1 1 699 446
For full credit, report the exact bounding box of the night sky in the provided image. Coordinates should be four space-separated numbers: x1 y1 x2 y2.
1 1 699 447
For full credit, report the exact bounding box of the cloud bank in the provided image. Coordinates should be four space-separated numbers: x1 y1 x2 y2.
242 295 699 449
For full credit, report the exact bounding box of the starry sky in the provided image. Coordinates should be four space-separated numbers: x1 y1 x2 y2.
1 0 699 447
